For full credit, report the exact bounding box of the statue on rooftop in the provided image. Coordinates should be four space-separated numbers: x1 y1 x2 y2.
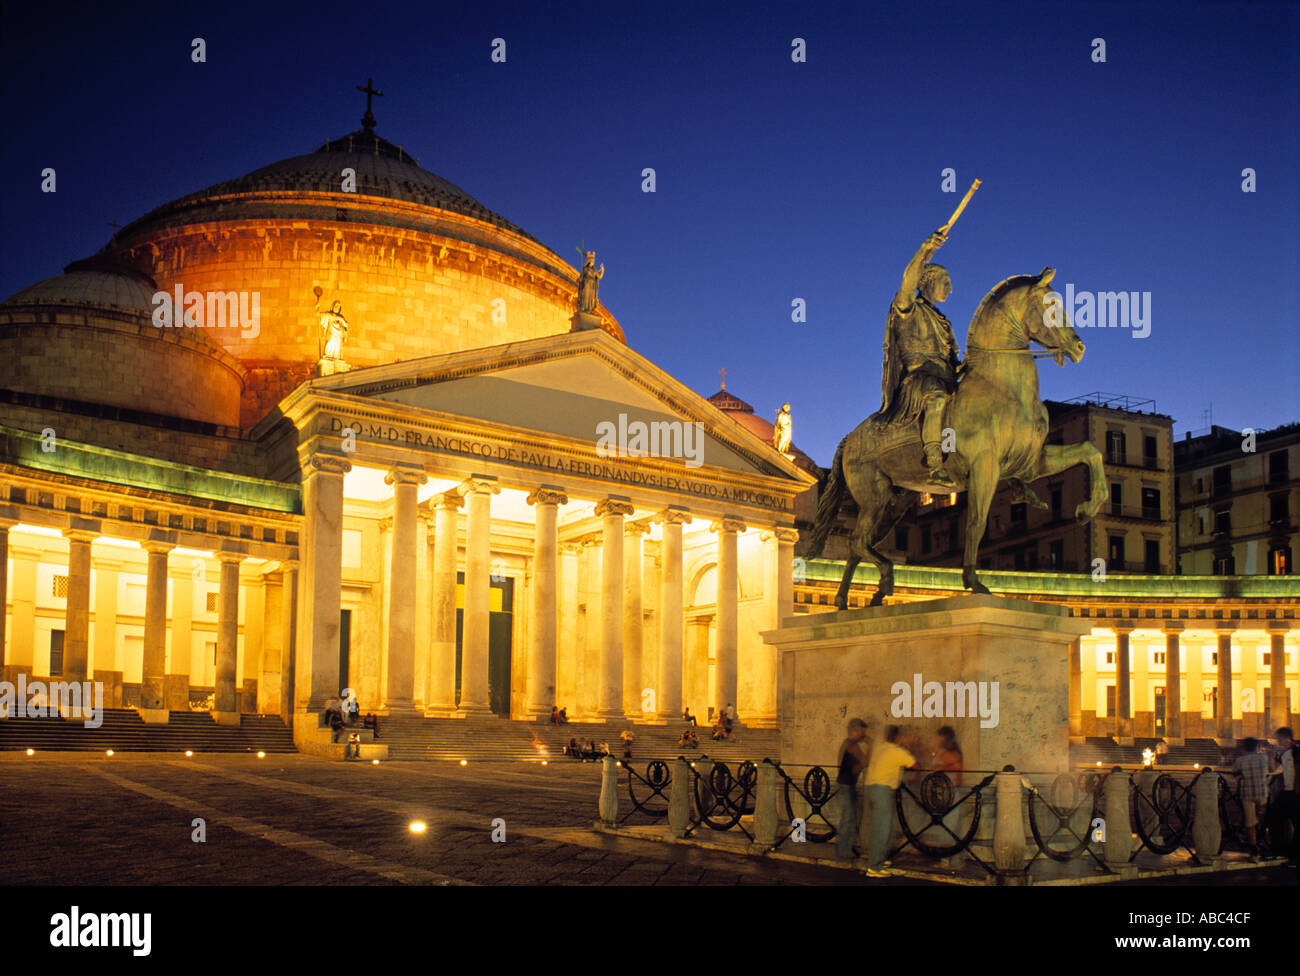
576 250 604 314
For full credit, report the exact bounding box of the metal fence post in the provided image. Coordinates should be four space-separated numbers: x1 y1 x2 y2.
667 757 690 838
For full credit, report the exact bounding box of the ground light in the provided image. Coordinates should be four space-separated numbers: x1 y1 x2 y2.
26 748 34 756
540 760 548 766
409 821 427 834
106 750 114 756
459 759 467 766
371 759 379 765
257 751 266 758
185 750 193 757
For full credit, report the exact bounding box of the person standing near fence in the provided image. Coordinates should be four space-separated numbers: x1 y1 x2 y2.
834 718 870 861
864 725 917 876
931 725 965 868
1268 727 1297 867
1232 737 1269 861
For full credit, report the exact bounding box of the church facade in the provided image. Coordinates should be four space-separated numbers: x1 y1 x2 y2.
0 115 814 742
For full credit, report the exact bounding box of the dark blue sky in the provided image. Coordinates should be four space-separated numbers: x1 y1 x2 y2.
2 0 1296 465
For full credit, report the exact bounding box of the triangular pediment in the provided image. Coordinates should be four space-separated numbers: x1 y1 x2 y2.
308 332 810 483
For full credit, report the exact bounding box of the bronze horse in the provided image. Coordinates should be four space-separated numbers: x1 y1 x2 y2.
806 269 1106 607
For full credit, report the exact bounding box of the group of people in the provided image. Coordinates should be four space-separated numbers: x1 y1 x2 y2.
677 727 700 749
564 738 610 761
710 703 738 741
834 720 962 875
322 693 379 743
1231 727 1299 865
548 706 569 725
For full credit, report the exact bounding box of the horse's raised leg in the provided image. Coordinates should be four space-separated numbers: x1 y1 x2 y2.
962 454 997 594
1032 443 1106 522
835 550 860 610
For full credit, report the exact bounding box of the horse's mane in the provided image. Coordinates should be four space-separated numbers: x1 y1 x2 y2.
968 274 1042 343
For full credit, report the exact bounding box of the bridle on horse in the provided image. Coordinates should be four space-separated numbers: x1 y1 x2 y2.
964 293 1062 360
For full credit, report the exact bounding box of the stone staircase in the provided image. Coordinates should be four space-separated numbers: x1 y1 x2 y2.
1069 736 1225 768
377 714 781 763
0 708 296 754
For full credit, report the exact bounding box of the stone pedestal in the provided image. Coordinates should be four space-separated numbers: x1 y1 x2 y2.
571 311 603 332
763 594 1091 776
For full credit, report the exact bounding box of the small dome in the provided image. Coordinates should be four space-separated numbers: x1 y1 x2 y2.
4 267 157 316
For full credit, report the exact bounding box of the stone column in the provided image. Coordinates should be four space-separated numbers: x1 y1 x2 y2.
0 522 8 676
1215 624 1235 743
279 561 298 722
7 542 38 680
579 535 602 717
1114 624 1133 739
1068 637 1083 737
755 527 797 728
623 519 648 718
595 497 635 721
457 475 499 715
588 499 629 719
1164 622 1183 743
296 454 350 714
214 553 242 724
92 554 122 706
711 516 745 720
384 466 427 712
61 529 96 683
1267 623 1289 731
525 486 567 718
427 492 462 715
260 569 285 715
414 511 433 709
241 566 265 713
655 507 690 722
166 559 196 709
558 542 581 711
140 544 172 712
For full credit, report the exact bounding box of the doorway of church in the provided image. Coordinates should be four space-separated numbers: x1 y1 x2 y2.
454 573 514 716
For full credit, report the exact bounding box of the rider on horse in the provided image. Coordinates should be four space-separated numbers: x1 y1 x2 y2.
879 229 960 488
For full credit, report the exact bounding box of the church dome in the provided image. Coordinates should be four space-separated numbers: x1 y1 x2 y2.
4 267 157 315
96 115 624 429
0 263 245 429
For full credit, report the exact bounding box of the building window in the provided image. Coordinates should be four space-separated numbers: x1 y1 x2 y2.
208 641 218 665
1269 449 1289 485
1213 509 1230 536
1010 502 1026 526
1269 547 1292 575
1143 435 1158 467
1269 493 1289 524
53 574 69 599
1213 554 1234 575
1105 685 1117 718
206 592 219 613
1104 650 1115 666
1106 431 1127 465
1109 535 1126 567
1144 539 1160 573
1050 486 1063 520
920 492 933 506
920 525 931 553
894 527 908 552
1110 483 1123 517
1152 649 1165 666
1048 539 1064 569
1141 487 1160 520
1264 688 1293 716
50 631 65 676
1212 465 1231 498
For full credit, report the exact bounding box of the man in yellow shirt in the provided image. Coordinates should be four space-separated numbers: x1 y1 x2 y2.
864 725 917 876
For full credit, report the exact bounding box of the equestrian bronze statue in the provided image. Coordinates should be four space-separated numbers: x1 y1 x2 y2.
805 187 1105 607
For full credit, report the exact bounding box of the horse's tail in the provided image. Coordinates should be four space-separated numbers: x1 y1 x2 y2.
806 437 848 559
